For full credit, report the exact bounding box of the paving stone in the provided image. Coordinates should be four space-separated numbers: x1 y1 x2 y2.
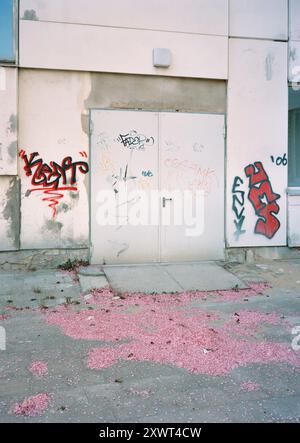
103 262 247 293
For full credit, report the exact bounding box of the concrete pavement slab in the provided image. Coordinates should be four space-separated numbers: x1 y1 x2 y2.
103 262 247 293
0 270 81 309
164 262 247 291
103 264 183 293
78 274 108 294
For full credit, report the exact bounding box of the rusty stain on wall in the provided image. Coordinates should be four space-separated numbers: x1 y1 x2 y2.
7 141 17 162
81 112 89 136
7 114 17 134
265 53 275 81
289 47 297 62
69 190 80 202
3 177 20 249
78 74 91 136
56 202 70 214
22 10 39 20
44 219 63 235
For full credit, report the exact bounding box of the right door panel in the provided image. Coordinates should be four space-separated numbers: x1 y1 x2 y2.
159 112 225 261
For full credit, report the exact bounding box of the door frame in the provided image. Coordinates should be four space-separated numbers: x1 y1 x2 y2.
88 108 226 264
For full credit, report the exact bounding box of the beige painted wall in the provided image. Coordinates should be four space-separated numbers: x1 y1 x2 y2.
18 69 226 249
226 39 288 248
230 0 288 40
19 70 90 249
0 68 19 251
289 0 300 41
19 20 228 79
0 176 19 250
289 0 300 83
19 0 228 79
20 0 228 36
0 67 18 175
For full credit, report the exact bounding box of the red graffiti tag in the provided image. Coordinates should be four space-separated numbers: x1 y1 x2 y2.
244 161 280 239
19 150 89 218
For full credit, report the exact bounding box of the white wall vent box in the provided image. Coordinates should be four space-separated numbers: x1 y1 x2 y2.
153 48 171 68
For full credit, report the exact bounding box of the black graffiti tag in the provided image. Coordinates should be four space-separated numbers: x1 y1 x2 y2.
117 130 154 150
111 164 137 194
232 176 246 241
270 153 287 166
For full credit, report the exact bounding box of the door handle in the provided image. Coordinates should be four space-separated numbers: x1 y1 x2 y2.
162 197 173 208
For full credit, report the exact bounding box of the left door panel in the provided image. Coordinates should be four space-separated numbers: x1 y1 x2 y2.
90 110 159 264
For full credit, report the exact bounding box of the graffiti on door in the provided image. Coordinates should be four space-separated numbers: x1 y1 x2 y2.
164 157 218 196
231 161 281 240
141 170 153 177
110 164 137 194
117 130 155 151
19 150 89 218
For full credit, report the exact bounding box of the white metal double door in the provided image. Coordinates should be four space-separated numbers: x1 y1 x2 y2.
90 110 224 264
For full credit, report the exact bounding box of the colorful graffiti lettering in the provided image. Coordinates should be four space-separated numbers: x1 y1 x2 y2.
244 161 281 239
232 176 246 240
100 153 115 172
19 150 89 218
137 178 151 190
165 158 218 196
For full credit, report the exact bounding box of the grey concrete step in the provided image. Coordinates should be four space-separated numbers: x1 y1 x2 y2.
102 262 247 293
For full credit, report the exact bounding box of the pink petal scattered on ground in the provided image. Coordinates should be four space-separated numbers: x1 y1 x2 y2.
28 361 48 377
42 283 300 376
214 282 271 301
87 334 298 375
10 393 52 417
240 382 261 392
130 389 151 397
223 310 283 338
230 310 281 326
0 314 10 321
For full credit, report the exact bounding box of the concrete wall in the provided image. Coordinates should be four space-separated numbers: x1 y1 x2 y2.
226 39 288 248
0 1 297 262
288 193 300 247
286 1 300 247
85 73 227 114
0 67 19 251
18 69 226 250
19 0 228 35
229 0 288 40
289 0 300 40
0 67 18 175
19 69 90 249
0 176 19 250
289 0 300 83
19 0 228 79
